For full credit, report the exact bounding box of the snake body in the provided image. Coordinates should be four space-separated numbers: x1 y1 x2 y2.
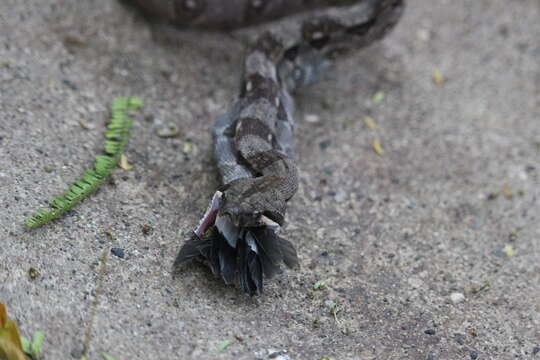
125 0 405 295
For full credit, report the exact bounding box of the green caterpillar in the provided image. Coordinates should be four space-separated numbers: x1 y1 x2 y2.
25 97 143 228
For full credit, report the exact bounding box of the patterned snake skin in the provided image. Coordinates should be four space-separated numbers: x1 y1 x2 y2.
124 0 405 295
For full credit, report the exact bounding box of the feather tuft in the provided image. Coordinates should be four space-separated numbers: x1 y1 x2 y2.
175 224 298 295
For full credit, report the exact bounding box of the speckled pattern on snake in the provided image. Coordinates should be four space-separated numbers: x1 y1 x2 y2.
123 0 405 295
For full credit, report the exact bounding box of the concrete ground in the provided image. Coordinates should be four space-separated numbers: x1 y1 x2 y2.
1 0 539 359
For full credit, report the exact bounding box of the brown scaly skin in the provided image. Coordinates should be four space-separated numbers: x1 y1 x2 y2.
218 33 298 228
124 0 405 295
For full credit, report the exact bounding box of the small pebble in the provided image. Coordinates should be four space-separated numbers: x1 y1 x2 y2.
111 247 125 258
334 190 347 203
268 349 290 360
141 224 152 235
319 139 332 150
470 351 478 359
28 267 39 280
417 28 431 41
70 348 83 358
453 332 466 345
304 114 320 123
532 346 540 355
62 79 78 90
424 329 436 335
450 292 465 304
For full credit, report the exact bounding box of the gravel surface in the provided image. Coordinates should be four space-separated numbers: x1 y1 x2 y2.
1 1 539 359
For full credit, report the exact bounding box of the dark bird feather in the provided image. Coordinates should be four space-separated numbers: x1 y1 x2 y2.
218 237 237 285
174 225 298 295
278 236 299 269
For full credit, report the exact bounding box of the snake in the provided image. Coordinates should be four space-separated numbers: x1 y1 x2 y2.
123 0 405 295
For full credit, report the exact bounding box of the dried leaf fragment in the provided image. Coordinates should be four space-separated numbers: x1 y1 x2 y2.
0 304 26 360
0 338 27 360
372 140 385 156
105 228 115 241
502 184 513 198
155 126 180 138
503 244 515 258
432 69 446 85
119 154 133 170
79 120 94 130
182 141 193 155
363 116 377 129
63 34 86 48
372 91 385 105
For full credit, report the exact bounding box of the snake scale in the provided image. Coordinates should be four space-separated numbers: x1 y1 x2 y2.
124 0 405 295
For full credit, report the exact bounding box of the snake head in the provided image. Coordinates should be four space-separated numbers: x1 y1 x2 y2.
218 177 286 227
